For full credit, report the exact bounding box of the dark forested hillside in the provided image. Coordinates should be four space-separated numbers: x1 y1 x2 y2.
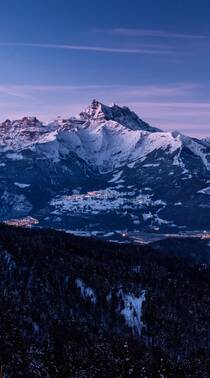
0 224 210 377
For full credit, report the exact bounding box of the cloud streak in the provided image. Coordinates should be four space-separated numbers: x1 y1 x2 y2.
130 101 210 120
0 84 113 98
98 28 209 40
0 83 200 99
0 42 187 55
0 83 209 137
128 101 210 136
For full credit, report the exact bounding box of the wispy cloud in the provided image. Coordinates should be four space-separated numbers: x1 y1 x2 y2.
128 101 210 135
0 83 209 137
0 85 31 98
98 28 209 40
117 84 200 98
0 42 187 55
0 84 114 98
0 83 200 99
130 101 210 119
132 101 210 109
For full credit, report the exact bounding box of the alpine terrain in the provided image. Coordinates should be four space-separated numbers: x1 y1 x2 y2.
0 99 210 234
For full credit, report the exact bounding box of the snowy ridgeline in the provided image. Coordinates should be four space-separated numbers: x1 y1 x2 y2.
75 277 146 336
0 100 209 172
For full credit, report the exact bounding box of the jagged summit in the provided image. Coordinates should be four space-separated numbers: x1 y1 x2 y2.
80 99 160 132
1 116 42 128
80 99 109 120
0 116 50 149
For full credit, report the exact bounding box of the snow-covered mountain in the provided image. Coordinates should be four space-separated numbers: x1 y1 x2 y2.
0 100 210 233
202 137 210 147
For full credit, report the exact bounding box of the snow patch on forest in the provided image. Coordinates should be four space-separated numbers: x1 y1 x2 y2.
75 278 96 304
197 187 210 195
14 182 31 189
118 290 146 335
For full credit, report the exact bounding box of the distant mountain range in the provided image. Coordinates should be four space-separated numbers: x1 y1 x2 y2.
0 99 210 233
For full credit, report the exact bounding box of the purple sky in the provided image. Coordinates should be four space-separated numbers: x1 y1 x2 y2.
0 0 209 137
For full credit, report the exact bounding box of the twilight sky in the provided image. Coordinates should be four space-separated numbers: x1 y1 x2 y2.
0 0 210 137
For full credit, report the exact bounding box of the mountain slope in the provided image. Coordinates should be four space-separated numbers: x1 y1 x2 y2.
0 100 210 233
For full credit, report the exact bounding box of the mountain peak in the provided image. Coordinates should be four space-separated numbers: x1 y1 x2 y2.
80 99 111 121
80 100 160 132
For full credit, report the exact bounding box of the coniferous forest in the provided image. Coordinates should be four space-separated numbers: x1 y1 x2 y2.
0 224 209 377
